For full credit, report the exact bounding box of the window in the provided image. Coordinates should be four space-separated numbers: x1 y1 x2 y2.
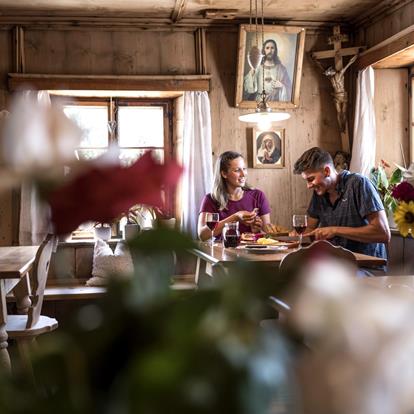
62 97 173 166
59 97 175 235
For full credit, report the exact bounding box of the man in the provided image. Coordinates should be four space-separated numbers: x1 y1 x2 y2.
244 39 292 102
293 147 390 261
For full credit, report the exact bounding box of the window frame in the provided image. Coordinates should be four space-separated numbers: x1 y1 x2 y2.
58 95 176 221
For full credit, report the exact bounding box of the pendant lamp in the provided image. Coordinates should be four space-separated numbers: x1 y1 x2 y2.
239 0 290 128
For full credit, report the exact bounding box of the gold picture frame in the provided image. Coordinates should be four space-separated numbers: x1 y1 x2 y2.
253 127 285 168
235 25 306 109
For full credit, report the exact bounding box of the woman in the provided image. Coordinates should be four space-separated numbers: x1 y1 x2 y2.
198 151 271 241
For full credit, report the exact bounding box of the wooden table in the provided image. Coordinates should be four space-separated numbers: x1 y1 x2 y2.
0 246 39 371
360 275 414 290
192 242 387 285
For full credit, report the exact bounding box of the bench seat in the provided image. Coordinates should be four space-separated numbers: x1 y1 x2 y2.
44 286 107 301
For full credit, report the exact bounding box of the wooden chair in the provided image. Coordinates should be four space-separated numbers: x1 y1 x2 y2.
6 234 58 374
270 240 358 319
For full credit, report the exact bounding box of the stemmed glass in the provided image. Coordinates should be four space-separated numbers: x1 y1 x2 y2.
293 214 307 249
205 213 219 246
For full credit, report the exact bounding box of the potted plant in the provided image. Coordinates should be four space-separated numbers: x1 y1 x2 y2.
370 160 403 227
122 207 143 240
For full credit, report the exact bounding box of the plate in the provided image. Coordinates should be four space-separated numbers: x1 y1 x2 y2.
238 245 289 254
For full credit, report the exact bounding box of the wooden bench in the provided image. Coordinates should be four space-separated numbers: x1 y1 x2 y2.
44 241 196 302
43 276 196 302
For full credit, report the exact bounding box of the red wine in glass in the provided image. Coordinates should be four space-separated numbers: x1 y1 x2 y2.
292 214 307 248
224 230 240 247
294 225 306 234
206 213 219 245
206 221 218 231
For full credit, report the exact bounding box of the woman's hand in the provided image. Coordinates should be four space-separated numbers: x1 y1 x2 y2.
250 216 263 233
236 209 258 225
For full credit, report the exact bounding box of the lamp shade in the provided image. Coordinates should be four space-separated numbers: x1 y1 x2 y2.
238 111 291 123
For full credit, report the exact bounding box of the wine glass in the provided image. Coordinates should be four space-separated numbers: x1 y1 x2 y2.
293 214 307 249
205 213 219 246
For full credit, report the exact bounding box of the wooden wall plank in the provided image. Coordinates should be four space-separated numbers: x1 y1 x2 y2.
374 68 409 168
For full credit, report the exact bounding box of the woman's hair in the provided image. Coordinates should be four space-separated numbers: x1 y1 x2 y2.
212 151 247 211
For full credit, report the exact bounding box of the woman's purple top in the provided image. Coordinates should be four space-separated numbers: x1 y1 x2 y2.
199 189 271 234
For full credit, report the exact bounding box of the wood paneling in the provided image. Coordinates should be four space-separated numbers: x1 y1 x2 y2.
24 29 196 75
355 1 414 49
374 68 409 168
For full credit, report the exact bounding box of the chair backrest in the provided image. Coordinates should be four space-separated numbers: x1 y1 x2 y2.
271 241 357 321
279 240 357 277
26 234 55 328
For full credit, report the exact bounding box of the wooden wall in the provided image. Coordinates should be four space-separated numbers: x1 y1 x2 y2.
374 69 409 168
0 26 344 244
355 2 414 49
207 29 339 228
355 2 413 169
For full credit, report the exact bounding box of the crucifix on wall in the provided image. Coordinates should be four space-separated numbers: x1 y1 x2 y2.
311 25 365 153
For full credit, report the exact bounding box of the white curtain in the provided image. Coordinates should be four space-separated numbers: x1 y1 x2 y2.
18 91 53 245
181 91 213 238
19 181 51 245
350 66 376 176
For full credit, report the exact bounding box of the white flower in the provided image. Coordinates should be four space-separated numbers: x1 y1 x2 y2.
0 91 82 190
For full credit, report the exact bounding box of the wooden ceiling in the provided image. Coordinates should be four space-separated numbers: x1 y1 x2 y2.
0 0 395 25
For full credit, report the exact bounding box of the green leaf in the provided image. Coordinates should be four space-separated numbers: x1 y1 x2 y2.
389 168 403 185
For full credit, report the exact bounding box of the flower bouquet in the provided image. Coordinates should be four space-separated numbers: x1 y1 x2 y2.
391 163 414 237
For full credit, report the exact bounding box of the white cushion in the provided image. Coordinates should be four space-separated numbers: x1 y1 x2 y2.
87 238 134 286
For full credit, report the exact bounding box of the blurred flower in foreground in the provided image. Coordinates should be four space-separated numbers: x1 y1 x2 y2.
0 91 81 191
287 259 414 414
47 151 182 235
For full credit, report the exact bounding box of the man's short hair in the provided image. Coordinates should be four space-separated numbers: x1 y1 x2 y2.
293 147 334 174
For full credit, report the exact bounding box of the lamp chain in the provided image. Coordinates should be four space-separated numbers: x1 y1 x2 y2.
255 0 259 47
261 0 265 96
249 0 252 32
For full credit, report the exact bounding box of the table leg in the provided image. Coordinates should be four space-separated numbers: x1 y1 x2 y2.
195 258 214 287
0 281 11 373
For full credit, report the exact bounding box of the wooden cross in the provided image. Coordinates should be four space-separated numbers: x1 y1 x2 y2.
311 25 365 153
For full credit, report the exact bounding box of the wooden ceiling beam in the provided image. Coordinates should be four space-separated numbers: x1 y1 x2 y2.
8 73 211 92
171 0 187 23
357 25 414 69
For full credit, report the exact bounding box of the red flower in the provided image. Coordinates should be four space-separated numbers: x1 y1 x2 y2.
391 181 414 203
48 152 182 235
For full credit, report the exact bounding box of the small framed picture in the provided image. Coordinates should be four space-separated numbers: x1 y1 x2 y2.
235 24 306 109
253 128 285 168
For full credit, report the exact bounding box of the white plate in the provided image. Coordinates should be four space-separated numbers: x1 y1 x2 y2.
237 245 288 254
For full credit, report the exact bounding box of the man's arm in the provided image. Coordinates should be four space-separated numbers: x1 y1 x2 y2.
305 210 391 243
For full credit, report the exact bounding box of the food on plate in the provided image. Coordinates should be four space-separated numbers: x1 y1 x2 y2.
241 232 256 242
256 237 279 245
256 237 299 248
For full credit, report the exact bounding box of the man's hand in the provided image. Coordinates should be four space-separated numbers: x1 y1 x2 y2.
305 226 337 240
